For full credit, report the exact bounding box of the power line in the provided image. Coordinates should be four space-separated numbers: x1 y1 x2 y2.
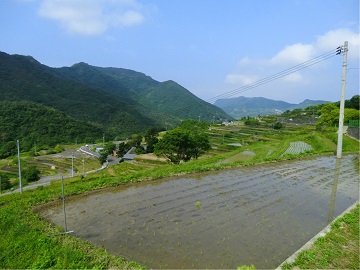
164 46 342 121
206 48 339 103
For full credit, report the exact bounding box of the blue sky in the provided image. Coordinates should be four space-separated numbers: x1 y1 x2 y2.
1 0 359 103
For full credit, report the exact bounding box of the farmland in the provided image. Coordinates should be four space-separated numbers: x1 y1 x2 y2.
38 154 359 269
0 122 359 269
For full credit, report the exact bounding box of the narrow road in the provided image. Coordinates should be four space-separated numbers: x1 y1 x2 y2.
1 145 119 196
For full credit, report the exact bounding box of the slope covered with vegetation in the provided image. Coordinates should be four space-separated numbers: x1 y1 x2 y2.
0 51 231 148
56 62 230 123
0 52 158 137
0 101 104 158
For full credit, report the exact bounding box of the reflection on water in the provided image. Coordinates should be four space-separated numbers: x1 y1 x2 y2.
328 158 341 223
41 154 359 269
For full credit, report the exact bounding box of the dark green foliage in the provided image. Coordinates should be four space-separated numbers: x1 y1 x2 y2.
104 142 116 154
129 134 143 147
273 122 283 129
0 52 157 137
244 118 260 126
0 52 231 140
117 142 131 158
144 128 159 153
98 152 108 164
0 174 11 191
22 166 40 182
154 128 211 163
334 95 359 110
0 101 103 158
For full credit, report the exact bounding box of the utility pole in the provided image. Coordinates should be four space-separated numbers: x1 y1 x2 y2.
336 41 348 159
71 152 74 177
17 140 22 194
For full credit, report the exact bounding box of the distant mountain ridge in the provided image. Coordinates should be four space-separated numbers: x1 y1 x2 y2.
214 96 329 119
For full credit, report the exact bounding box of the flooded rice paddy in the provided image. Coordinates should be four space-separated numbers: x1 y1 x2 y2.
40 154 359 269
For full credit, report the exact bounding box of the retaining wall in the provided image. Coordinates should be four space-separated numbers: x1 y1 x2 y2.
347 126 360 140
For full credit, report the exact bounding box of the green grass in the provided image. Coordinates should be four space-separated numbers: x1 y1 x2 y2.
0 123 359 269
281 204 359 270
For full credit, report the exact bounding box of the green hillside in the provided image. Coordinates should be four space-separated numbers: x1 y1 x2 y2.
0 51 232 153
0 101 103 158
56 63 231 123
0 52 158 136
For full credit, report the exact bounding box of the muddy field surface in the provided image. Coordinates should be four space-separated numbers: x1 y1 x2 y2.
40 154 359 269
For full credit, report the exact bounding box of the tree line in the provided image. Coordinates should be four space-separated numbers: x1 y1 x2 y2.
98 120 211 164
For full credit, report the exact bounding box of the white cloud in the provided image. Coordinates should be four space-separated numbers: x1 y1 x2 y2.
225 74 258 85
38 0 149 36
315 28 360 60
225 28 359 89
270 43 315 65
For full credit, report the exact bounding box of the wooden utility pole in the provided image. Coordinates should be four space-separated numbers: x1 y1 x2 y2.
336 41 348 159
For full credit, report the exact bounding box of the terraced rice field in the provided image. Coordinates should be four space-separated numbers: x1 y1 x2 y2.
40 154 359 269
281 141 313 156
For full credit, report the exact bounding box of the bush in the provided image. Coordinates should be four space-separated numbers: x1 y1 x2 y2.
0 174 12 191
22 166 40 182
244 118 260 126
274 122 283 129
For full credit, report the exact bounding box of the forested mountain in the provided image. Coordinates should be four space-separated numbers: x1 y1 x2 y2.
55 62 229 123
0 101 103 158
214 96 329 119
0 51 231 143
0 52 158 135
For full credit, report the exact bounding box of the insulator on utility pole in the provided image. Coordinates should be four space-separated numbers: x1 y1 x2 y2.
336 41 348 159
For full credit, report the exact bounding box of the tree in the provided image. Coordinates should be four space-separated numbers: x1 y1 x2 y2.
154 128 211 163
104 142 116 154
316 103 339 128
344 108 360 123
347 95 359 110
244 118 260 126
117 142 131 158
316 103 360 129
98 152 108 164
144 128 159 153
129 134 143 147
273 122 283 130
22 166 40 183
0 174 12 191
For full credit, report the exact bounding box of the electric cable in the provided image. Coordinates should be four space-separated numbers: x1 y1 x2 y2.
166 47 342 121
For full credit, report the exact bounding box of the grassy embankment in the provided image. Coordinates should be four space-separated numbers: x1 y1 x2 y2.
0 123 359 269
281 204 359 269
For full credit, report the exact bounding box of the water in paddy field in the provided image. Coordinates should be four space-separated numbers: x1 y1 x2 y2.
40 154 359 269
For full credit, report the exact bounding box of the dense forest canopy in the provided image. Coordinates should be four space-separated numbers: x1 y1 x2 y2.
0 101 104 158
